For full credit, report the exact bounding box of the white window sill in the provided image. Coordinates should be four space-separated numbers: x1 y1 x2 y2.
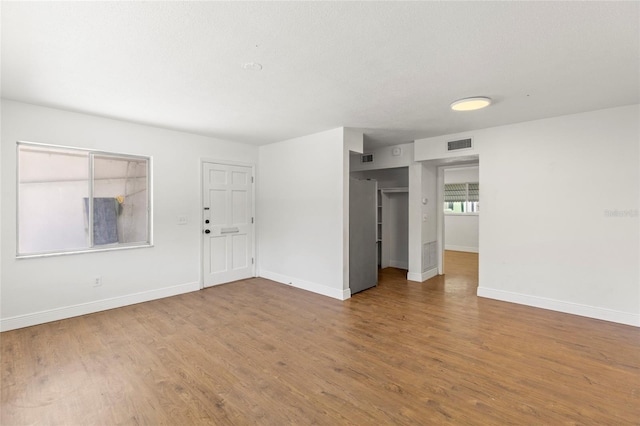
16 243 154 259
444 212 479 216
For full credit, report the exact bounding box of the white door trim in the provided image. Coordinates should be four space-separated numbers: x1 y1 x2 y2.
200 159 256 289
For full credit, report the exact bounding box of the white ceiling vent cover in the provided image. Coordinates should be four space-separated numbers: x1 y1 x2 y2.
447 138 473 151
361 153 374 163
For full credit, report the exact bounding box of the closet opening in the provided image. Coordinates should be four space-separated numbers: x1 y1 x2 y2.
351 167 409 273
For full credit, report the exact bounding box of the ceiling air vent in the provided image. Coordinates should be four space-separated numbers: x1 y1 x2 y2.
447 138 473 151
361 153 374 163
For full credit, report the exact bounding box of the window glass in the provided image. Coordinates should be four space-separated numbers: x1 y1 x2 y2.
93 155 149 245
18 146 90 254
17 142 151 257
444 182 479 214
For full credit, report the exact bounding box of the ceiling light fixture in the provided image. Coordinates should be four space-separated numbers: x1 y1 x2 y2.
450 96 492 111
241 62 263 71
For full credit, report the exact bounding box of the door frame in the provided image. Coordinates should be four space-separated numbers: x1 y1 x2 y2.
200 158 257 289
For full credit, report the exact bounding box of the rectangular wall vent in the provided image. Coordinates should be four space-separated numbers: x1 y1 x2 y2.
361 153 374 163
423 241 437 272
447 138 473 151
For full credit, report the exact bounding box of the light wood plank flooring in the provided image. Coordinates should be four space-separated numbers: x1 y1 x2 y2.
2 251 639 425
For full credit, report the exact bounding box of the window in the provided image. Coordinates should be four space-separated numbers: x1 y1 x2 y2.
17 142 151 257
444 182 479 213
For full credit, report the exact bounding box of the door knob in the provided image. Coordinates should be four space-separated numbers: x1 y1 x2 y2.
205 219 210 224
205 229 211 234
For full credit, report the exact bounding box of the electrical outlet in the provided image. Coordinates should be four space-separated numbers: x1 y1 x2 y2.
177 215 188 225
94 276 102 287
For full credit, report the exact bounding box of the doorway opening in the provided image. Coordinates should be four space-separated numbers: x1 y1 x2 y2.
438 163 479 286
379 188 409 270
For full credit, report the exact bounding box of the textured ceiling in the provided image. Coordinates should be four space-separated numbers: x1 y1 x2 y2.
2 2 639 148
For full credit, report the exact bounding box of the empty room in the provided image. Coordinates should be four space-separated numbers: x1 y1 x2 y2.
1 1 638 425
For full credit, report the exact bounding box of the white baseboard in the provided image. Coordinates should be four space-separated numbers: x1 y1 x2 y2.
0 281 200 332
389 260 408 270
445 245 479 253
407 267 438 283
477 287 640 327
259 270 350 300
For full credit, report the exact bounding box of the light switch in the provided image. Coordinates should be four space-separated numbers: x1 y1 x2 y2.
422 214 428 222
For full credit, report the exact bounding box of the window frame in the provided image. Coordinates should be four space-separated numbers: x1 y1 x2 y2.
16 141 153 258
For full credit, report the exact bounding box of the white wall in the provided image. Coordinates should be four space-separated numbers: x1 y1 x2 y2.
444 166 479 185
422 162 438 258
407 162 438 281
257 127 356 300
415 104 640 326
445 215 479 253
385 192 408 269
350 142 414 172
1 100 258 331
350 167 408 188
444 166 479 253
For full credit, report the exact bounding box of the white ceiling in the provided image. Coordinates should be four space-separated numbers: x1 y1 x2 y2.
2 2 639 149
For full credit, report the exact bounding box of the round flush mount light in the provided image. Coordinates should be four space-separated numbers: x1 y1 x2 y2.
450 96 492 111
241 62 263 71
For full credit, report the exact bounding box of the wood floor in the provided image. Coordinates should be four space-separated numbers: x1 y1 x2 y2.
2 251 639 425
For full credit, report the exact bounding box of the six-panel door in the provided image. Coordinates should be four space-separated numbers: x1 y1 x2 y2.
203 163 254 287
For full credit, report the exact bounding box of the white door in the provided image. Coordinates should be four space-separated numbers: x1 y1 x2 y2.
202 162 254 287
